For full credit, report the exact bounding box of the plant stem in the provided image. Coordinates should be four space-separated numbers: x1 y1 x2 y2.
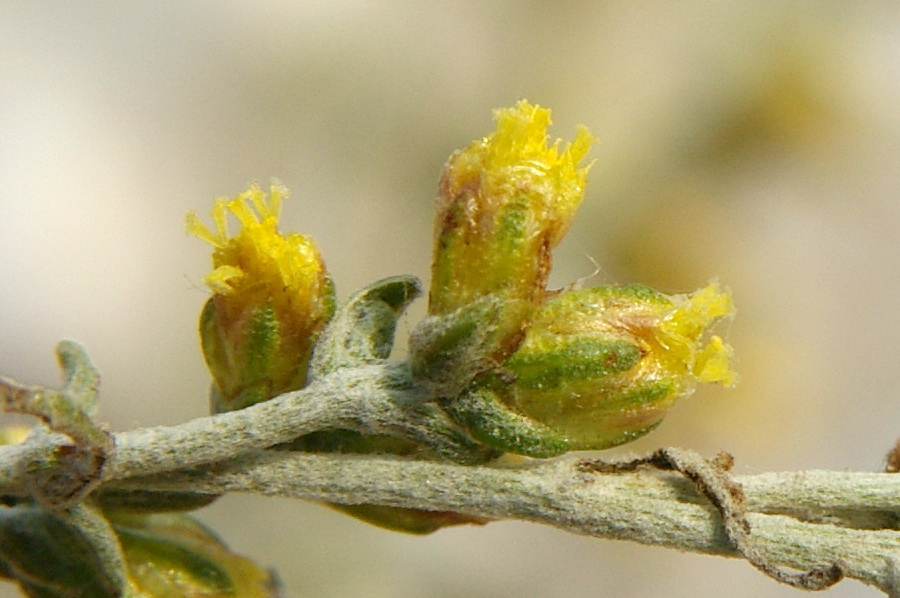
112 451 900 594
3 359 900 594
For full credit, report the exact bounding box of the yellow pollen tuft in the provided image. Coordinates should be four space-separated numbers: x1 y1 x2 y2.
655 281 736 386
186 184 325 304
457 100 595 235
486 100 594 185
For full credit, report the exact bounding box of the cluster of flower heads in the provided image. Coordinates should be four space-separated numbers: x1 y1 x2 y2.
0 101 737 598
186 100 735 530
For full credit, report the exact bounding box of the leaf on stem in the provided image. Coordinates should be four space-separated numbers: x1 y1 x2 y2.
0 341 112 507
310 275 422 376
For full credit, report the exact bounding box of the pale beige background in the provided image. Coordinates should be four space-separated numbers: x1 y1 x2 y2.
2 2 899 597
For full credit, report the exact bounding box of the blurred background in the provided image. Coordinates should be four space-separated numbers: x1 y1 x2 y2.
2 2 899 596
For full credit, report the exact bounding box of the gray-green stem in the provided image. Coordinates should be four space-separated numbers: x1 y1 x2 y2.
2 354 899 594
0 363 486 494
110 451 900 594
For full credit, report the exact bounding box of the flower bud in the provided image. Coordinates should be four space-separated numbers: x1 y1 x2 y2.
109 511 278 597
457 281 736 454
187 184 335 411
412 100 594 393
430 100 593 315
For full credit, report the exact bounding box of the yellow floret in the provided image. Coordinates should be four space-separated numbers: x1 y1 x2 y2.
656 281 737 387
441 99 594 247
186 184 328 318
187 184 335 409
430 100 595 316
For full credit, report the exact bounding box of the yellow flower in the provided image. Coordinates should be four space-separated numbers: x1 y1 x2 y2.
499 281 736 452
653 282 737 386
430 99 594 316
442 281 735 457
412 101 594 395
187 184 335 411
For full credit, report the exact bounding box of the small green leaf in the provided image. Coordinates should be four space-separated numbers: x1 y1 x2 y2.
442 381 569 458
310 275 421 375
55 340 101 417
0 505 121 598
409 294 528 399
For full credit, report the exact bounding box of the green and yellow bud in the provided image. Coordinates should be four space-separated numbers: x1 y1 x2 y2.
109 511 278 597
187 184 335 411
460 282 735 454
413 101 594 393
430 100 593 316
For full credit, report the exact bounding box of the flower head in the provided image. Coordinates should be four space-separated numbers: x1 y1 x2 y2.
497 281 736 451
412 101 594 395
430 99 594 316
187 184 335 411
448 281 736 456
